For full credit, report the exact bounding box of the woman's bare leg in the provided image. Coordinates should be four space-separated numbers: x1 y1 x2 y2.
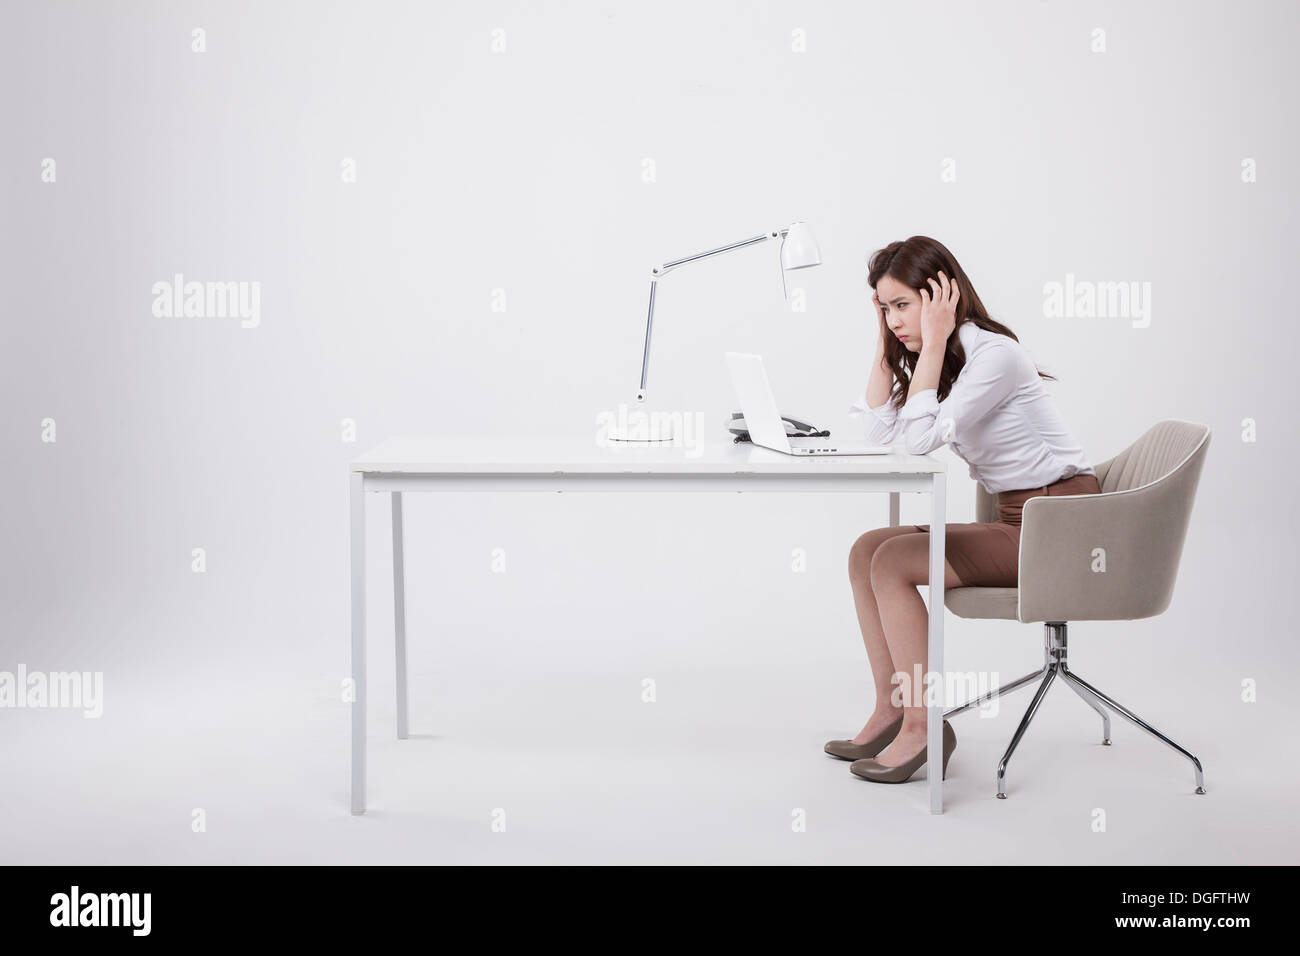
866 530 965 765
846 527 936 746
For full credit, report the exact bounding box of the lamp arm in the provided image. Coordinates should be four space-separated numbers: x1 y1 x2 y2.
635 226 792 402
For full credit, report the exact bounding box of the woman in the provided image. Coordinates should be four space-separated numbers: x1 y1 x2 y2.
828 236 1101 784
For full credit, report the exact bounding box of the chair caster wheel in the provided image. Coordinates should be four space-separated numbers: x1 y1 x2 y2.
1195 786 1206 795
1102 739 1112 746
996 792 1007 799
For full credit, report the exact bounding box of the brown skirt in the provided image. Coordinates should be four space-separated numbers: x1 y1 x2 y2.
912 472 1103 587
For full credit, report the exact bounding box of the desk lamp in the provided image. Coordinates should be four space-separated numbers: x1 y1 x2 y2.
609 220 822 442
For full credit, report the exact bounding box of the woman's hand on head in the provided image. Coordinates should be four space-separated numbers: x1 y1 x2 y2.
871 291 890 362
918 271 959 350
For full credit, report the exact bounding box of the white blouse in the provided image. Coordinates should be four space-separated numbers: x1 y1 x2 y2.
848 321 1095 495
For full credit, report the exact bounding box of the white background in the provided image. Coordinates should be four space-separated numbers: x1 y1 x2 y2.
2 0 1296 863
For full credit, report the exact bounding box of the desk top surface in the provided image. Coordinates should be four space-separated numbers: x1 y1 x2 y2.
350 434 944 476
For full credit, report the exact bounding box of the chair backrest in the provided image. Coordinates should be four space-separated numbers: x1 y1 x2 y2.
974 420 1211 622
973 420 1211 521
1093 421 1211 494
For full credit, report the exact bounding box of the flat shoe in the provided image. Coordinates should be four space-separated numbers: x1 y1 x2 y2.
824 713 904 761
849 720 957 783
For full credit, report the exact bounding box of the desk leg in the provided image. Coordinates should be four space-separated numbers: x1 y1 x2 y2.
350 473 367 815
927 472 946 814
888 491 900 527
392 492 409 740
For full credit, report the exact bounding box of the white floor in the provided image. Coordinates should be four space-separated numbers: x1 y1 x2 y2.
3 644 1292 865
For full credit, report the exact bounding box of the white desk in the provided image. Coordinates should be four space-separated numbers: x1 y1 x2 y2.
348 434 949 814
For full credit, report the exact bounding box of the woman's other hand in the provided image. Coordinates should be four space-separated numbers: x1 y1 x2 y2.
871 291 890 370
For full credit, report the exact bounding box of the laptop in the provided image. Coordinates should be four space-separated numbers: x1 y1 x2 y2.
725 351 891 457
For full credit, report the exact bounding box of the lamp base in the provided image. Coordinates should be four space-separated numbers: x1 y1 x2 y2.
606 419 677 442
599 402 680 443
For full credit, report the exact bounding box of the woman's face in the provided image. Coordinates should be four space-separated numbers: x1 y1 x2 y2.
875 275 922 352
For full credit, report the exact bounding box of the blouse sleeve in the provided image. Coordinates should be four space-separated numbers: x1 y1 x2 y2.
848 392 902 445
898 342 1020 455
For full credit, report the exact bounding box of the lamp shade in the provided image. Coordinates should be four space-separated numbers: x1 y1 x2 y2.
780 221 822 270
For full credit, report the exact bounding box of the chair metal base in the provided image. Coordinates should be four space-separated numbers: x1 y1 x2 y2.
944 622 1206 799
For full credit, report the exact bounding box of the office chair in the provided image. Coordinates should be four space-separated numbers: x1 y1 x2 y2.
940 420 1211 799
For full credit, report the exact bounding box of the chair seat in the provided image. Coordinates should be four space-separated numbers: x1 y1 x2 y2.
945 586 1019 621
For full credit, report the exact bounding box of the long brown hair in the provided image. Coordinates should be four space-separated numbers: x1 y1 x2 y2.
868 236 1055 410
